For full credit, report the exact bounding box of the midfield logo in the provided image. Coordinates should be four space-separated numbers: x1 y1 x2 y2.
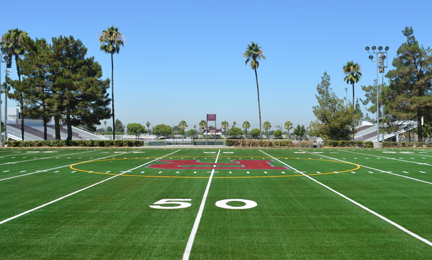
147 160 287 170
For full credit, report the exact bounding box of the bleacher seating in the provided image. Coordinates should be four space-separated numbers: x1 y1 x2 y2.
8 124 55 140
355 125 374 133
356 131 378 141
47 126 83 140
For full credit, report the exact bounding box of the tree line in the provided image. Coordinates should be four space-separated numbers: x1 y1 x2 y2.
119 119 306 140
1 29 112 140
0 26 126 141
310 26 432 142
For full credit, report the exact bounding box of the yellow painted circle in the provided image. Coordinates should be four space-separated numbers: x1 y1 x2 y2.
70 156 361 179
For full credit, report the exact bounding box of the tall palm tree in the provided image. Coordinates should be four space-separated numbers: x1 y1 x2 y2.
146 121 151 134
199 120 207 134
99 25 125 140
242 121 250 139
244 41 266 143
221 121 229 135
232 121 237 129
263 121 271 138
343 61 362 140
284 121 293 139
178 120 188 138
1 28 30 140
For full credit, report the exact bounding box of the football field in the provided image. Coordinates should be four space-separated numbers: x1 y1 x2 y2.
1 147 432 259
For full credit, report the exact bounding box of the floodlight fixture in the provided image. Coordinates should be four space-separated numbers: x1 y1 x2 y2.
3 56 12 68
365 44 389 143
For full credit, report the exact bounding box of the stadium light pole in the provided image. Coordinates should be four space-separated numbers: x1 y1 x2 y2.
0 58 2 146
4 69 11 142
0 55 9 146
365 46 389 143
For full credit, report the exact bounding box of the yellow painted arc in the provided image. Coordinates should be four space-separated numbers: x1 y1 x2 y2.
69 156 361 179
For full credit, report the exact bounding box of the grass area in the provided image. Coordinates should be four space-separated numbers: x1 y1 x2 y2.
1 147 432 259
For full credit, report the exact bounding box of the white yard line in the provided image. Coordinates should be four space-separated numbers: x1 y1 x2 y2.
0 150 95 166
183 149 221 260
304 151 432 185
338 149 432 166
0 152 127 182
260 150 432 247
0 150 180 225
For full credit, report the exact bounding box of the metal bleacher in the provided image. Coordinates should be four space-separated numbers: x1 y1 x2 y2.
354 125 375 141
7 124 55 141
6 124 107 141
354 121 417 142
46 126 83 140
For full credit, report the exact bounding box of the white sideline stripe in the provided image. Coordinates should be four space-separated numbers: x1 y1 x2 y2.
306 151 432 185
0 150 94 166
0 150 180 225
260 150 432 247
339 149 432 165
183 149 221 260
0 152 125 182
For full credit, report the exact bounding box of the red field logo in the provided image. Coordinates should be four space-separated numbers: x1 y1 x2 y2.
148 160 287 170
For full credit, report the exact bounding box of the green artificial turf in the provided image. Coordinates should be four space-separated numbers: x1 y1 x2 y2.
1 147 432 259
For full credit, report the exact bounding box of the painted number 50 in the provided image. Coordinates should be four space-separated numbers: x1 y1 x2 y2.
150 199 257 210
149 199 192 209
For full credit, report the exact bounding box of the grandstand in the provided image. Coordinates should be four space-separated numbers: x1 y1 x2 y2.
5 107 107 141
354 120 419 142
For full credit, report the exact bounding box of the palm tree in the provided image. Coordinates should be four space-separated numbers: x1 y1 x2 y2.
99 25 125 140
221 121 229 136
232 121 237 129
284 121 293 139
146 121 151 134
199 120 207 134
178 120 188 138
242 121 251 139
1 28 30 140
244 41 266 143
343 61 362 140
263 121 271 138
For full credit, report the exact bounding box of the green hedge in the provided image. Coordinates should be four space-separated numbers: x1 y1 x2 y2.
383 142 432 148
194 140 225 145
225 139 384 148
323 140 373 148
6 140 144 147
226 139 294 147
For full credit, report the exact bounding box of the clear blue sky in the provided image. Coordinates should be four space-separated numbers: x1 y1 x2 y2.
1 0 431 131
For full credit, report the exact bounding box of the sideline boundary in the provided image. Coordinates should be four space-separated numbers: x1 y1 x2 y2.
0 152 133 182
260 149 432 247
0 150 94 166
339 149 432 166
0 150 180 225
306 151 432 185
